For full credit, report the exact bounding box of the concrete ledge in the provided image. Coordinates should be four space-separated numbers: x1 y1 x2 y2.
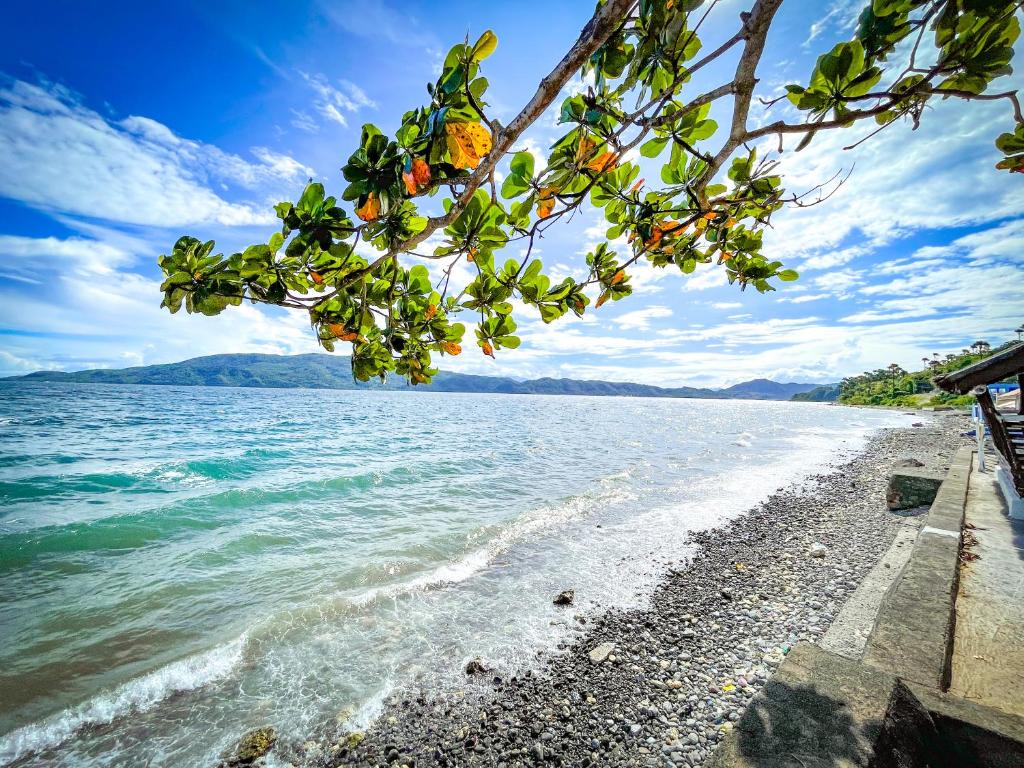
707 644 1024 768
910 685 1024 768
706 643 938 768
863 447 973 689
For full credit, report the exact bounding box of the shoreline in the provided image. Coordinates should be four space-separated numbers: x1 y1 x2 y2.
270 413 973 768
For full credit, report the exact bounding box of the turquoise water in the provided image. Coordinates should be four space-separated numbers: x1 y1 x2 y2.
0 382 910 766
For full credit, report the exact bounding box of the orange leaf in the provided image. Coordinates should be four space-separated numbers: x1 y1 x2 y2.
425 304 437 321
328 323 359 342
356 192 380 222
595 291 610 308
724 217 736 228
467 248 476 263
703 211 718 220
482 341 495 358
402 171 418 196
630 178 645 193
537 186 558 219
411 158 431 186
719 251 733 263
310 270 324 285
445 122 492 170
442 341 462 355
610 270 625 285
586 151 618 174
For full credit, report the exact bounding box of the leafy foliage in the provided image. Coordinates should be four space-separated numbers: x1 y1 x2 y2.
158 0 1023 384
837 338 1016 407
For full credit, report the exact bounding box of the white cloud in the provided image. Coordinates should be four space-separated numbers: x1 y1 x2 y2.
779 293 829 304
758 62 1022 273
711 301 742 310
0 77 312 227
803 0 863 47
0 235 134 279
299 72 377 128
611 305 672 331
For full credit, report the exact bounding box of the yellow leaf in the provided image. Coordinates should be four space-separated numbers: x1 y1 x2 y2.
425 304 438 321
472 30 498 61
356 192 380 222
596 290 610 308
310 270 324 285
442 341 462 355
482 341 495 358
723 683 735 692
575 135 597 164
445 122 492 169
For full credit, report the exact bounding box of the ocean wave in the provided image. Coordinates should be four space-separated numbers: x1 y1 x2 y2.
0 634 248 766
349 478 637 607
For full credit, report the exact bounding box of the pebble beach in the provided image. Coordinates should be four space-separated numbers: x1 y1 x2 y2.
278 413 972 768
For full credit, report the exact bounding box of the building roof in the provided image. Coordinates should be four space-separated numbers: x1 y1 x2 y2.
934 342 1024 394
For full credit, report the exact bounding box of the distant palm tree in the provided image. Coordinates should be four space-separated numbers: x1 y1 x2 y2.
1016 325 1024 341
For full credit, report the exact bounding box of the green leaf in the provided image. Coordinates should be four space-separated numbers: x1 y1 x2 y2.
640 137 668 158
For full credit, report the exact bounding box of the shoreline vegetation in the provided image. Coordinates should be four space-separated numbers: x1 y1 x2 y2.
798 339 1017 409
229 414 969 768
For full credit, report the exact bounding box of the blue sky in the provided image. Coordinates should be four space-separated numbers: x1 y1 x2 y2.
0 0 1021 386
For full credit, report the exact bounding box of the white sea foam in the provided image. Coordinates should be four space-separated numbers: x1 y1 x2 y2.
0 634 248 766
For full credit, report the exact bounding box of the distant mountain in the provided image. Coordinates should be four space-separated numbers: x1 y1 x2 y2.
717 377 824 401
4 353 825 401
791 383 841 402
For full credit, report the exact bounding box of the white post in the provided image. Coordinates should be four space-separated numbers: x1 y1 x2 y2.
974 402 987 472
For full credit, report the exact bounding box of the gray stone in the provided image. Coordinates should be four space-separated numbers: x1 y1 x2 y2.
227 726 277 765
589 642 616 664
886 469 944 510
895 457 926 468
465 657 489 675
808 543 827 558
553 589 575 606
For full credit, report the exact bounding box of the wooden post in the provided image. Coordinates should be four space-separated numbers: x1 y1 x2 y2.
1018 374 1023 416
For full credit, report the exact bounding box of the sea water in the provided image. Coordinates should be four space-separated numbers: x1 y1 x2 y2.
0 382 911 766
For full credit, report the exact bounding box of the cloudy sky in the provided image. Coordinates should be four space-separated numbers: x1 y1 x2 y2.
1 0 1021 386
